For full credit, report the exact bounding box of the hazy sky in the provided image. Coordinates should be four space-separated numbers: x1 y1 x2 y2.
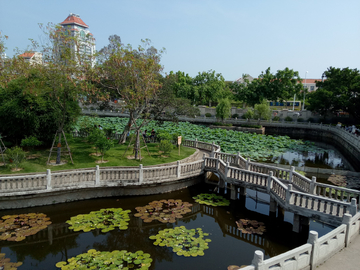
1 0 359 81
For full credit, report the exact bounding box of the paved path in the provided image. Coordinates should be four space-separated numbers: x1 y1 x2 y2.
317 233 360 270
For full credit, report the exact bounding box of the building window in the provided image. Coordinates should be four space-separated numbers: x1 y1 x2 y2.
310 86 315 91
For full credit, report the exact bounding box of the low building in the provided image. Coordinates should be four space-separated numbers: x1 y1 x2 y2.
18 51 43 65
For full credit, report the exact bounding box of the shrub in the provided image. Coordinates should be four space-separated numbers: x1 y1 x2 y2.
216 98 231 121
95 135 114 162
157 131 172 142
297 118 304 122
308 117 316 123
214 122 232 126
232 113 239 119
205 113 212 117
243 109 254 119
272 116 280 121
20 136 42 150
284 116 293 122
6 146 26 170
159 140 173 155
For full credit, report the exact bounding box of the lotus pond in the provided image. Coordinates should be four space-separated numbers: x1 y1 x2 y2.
74 117 349 169
0 182 334 270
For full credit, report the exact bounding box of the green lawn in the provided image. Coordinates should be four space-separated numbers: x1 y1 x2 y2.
0 137 196 174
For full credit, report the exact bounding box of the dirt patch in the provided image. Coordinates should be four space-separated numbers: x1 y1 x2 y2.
327 174 347 187
11 168 23 172
127 155 143 160
95 160 109 164
0 162 5 166
48 160 68 166
160 155 170 158
89 153 102 156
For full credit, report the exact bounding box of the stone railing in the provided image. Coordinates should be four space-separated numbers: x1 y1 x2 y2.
209 151 360 209
204 156 358 224
241 212 360 270
0 159 204 195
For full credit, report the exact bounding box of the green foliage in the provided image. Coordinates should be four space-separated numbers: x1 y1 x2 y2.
309 67 360 120
95 136 114 161
232 113 239 118
6 146 26 169
193 193 230 207
156 131 172 141
213 122 232 126
149 226 211 257
205 113 212 117
216 98 231 121
272 116 280 121
284 116 293 122
66 208 131 233
240 124 262 129
134 199 192 223
297 117 304 122
159 140 173 155
254 100 271 120
20 136 42 148
243 108 254 119
0 253 22 269
55 249 152 270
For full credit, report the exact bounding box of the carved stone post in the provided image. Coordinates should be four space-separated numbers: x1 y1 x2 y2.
309 176 316 194
342 213 352 247
246 158 250 170
267 171 273 192
46 169 52 190
289 166 295 183
95 165 100 186
251 250 264 270
308 230 319 269
177 161 181 178
139 164 143 184
350 198 357 216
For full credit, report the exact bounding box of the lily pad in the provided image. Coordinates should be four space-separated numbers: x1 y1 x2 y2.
149 226 211 257
0 253 22 269
193 193 230 207
55 249 152 269
0 213 52 242
135 199 193 224
66 208 131 233
236 219 266 235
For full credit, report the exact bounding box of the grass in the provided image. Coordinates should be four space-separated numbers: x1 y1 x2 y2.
0 137 196 174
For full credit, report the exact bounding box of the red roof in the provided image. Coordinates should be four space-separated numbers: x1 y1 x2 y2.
302 79 321 84
60 14 88 28
19 52 35 58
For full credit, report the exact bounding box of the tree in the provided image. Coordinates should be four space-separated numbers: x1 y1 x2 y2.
308 67 360 120
28 23 100 164
231 68 302 107
216 98 231 122
254 100 272 120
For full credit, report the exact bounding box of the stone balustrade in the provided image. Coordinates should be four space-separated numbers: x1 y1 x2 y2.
242 213 360 270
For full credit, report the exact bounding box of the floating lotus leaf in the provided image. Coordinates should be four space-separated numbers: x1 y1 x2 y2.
0 253 23 269
66 208 131 233
55 249 152 269
135 199 192 224
192 193 230 207
236 219 266 235
149 226 211 257
0 213 52 242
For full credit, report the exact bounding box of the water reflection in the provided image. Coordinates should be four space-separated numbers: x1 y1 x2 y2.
0 183 334 270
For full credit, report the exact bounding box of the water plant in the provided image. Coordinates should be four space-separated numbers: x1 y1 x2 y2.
134 199 192 223
0 213 52 242
66 208 131 233
236 219 266 235
55 249 152 269
193 193 230 207
0 253 23 269
149 226 211 257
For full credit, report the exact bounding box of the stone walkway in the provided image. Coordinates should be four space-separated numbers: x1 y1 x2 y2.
316 233 360 270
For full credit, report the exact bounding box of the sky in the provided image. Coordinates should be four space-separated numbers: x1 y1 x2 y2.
1 0 359 81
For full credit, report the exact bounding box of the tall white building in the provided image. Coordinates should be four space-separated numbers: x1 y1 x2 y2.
59 13 96 66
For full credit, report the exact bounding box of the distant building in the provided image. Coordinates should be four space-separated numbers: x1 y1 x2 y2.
58 13 96 66
18 51 43 65
301 79 320 92
234 74 254 84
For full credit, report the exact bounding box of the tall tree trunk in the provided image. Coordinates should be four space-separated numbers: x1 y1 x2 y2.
56 130 62 164
118 114 133 144
134 130 140 160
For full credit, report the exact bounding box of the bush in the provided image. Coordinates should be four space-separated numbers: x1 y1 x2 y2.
20 136 42 149
213 122 232 126
284 116 293 122
297 118 304 122
159 140 173 155
6 146 26 170
272 116 280 121
232 113 239 119
308 117 315 123
205 113 212 117
243 109 254 119
157 131 172 142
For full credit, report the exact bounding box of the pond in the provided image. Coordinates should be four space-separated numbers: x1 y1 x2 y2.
0 182 334 270
269 142 353 170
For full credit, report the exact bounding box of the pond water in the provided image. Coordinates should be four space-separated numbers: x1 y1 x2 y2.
269 142 352 170
0 182 334 270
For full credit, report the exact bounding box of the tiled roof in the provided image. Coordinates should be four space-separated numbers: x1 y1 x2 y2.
302 79 321 84
19 52 35 58
60 14 89 28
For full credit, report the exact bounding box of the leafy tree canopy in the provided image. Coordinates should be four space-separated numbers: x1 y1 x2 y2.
308 67 360 120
